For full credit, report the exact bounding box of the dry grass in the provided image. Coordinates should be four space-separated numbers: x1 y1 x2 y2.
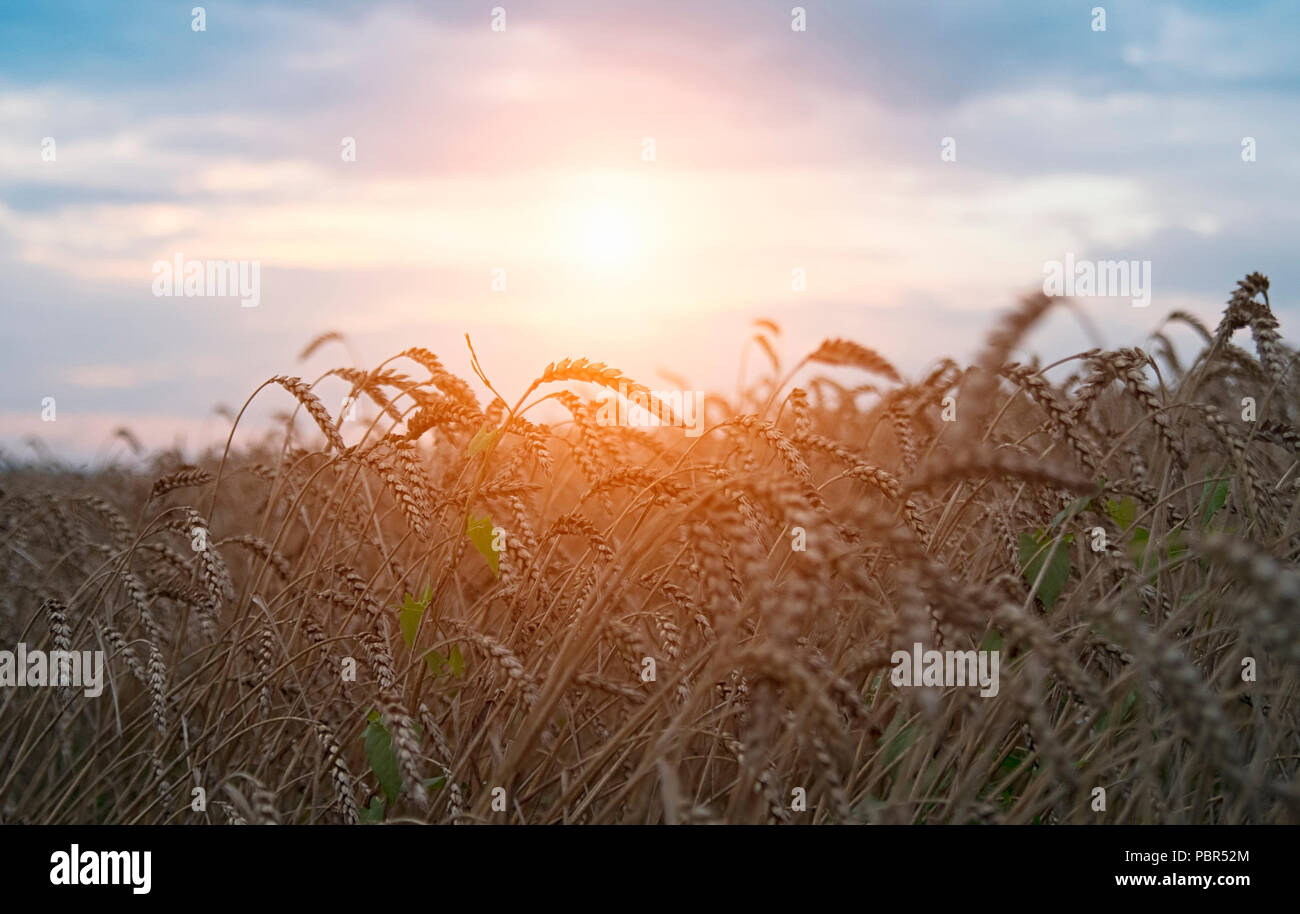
2 272 1298 824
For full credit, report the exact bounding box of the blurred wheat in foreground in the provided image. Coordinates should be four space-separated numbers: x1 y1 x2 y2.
2 273 1299 824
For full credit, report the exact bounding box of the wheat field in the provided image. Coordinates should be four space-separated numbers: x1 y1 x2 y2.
1 273 1298 825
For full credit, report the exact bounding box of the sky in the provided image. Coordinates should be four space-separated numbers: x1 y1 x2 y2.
2 0 1299 462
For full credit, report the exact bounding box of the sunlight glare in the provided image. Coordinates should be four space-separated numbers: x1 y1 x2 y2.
553 172 662 277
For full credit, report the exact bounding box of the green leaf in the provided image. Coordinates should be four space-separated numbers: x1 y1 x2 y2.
1166 527 1187 561
362 710 403 803
468 426 501 457
1128 526 1150 566
423 775 447 791
1049 495 1091 531
1197 476 1230 529
420 643 463 678
359 796 385 824
1105 497 1137 531
1018 530 1072 611
979 628 1004 653
423 648 448 676
1094 688 1140 734
880 718 915 768
398 587 433 648
1128 524 1182 581
467 514 499 576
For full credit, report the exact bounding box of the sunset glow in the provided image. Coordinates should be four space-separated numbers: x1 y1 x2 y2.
0 0 1297 457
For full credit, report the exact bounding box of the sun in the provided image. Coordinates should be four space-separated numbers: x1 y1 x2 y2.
577 202 643 268
553 172 661 275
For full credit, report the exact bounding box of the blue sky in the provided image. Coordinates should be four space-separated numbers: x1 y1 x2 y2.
2 1 1298 460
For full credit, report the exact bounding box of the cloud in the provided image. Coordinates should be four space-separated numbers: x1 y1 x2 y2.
2 0 1299 458
1122 4 1300 84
